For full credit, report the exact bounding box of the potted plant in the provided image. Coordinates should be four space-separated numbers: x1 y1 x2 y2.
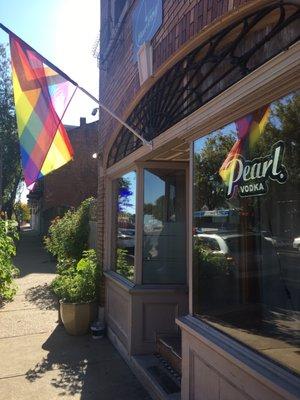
51 250 99 335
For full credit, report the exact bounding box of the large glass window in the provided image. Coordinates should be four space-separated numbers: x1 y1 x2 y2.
143 168 186 284
193 92 300 374
112 171 136 281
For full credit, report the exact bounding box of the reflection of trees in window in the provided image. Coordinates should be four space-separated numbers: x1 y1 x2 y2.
252 93 300 186
116 248 134 281
193 93 300 374
193 238 233 278
247 94 300 240
114 171 136 282
118 177 133 212
144 193 175 223
194 133 236 210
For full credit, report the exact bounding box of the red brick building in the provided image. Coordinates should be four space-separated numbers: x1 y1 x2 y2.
97 1 300 399
29 118 98 233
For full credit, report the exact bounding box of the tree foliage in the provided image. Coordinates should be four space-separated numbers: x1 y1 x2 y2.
0 219 19 303
14 202 30 224
194 133 236 210
0 43 22 216
253 93 300 186
51 249 100 303
44 198 94 268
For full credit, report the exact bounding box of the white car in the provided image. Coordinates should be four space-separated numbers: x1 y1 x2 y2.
117 229 135 249
293 237 300 251
194 232 276 258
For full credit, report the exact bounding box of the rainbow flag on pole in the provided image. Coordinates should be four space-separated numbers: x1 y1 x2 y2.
9 35 77 186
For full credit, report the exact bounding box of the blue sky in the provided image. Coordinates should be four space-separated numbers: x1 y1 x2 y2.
0 0 100 202
0 0 100 126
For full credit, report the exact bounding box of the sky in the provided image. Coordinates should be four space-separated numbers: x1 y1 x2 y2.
0 0 100 126
0 0 100 202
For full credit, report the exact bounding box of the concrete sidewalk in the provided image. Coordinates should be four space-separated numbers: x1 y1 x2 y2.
0 228 151 400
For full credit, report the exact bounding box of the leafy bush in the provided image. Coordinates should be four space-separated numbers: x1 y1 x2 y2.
44 198 93 265
51 250 99 303
194 238 233 278
0 219 19 303
116 248 134 280
14 202 30 224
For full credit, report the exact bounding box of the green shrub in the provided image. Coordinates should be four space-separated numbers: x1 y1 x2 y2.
193 238 233 278
0 219 19 303
14 202 30 223
51 250 99 303
44 198 93 265
116 248 134 280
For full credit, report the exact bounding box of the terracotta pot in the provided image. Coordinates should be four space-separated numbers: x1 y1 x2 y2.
60 300 97 335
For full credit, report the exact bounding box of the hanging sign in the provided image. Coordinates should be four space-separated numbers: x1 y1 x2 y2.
132 0 162 59
226 141 288 199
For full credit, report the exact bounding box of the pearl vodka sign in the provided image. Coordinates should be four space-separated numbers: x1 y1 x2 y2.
226 141 288 199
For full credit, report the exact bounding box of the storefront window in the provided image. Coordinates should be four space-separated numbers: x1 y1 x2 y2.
112 171 136 281
193 92 300 374
143 168 186 284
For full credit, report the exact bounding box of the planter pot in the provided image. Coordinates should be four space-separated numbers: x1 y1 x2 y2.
60 300 97 335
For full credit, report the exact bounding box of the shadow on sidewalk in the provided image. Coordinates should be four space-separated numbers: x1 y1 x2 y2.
25 283 57 310
25 326 150 399
14 228 56 278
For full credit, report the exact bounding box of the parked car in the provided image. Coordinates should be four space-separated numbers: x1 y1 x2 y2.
293 237 300 251
117 229 135 249
194 232 279 274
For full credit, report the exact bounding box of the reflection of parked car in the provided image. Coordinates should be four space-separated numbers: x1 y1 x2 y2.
117 229 135 249
293 237 300 251
194 232 278 270
194 233 232 255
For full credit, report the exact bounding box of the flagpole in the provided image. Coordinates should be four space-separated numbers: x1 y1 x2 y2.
78 86 152 148
0 22 153 148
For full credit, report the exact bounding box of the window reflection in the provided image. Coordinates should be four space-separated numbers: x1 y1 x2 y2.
113 171 136 281
143 168 186 284
193 92 300 374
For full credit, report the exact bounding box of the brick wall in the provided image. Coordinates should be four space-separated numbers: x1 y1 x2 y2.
42 120 98 212
98 0 252 152
97 0 253 267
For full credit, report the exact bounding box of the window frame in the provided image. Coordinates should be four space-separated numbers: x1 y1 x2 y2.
189 88 300 376
184 42 300 317
140 161 190 285
111 0 129 28
106 166 138 283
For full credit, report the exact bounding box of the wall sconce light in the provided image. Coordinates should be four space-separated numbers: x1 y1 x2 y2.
91 108 99 116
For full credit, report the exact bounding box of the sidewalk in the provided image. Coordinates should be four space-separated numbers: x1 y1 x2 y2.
0 228 151 400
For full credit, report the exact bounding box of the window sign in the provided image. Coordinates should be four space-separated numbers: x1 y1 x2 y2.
223 141 288 198
219 106 289 198
132 0 162 59
192 92 300 375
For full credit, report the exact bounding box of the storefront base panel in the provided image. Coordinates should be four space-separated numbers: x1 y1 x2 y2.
105 272 188 356
105 275 132 354
177 316 300 400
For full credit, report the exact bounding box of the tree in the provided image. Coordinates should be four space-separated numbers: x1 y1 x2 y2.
14 202 30 225
194 133 236 210
0 43 22 217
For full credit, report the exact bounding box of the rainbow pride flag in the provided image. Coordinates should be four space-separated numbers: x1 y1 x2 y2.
235 105 271 149
10 35 76 186
219 105 270 187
